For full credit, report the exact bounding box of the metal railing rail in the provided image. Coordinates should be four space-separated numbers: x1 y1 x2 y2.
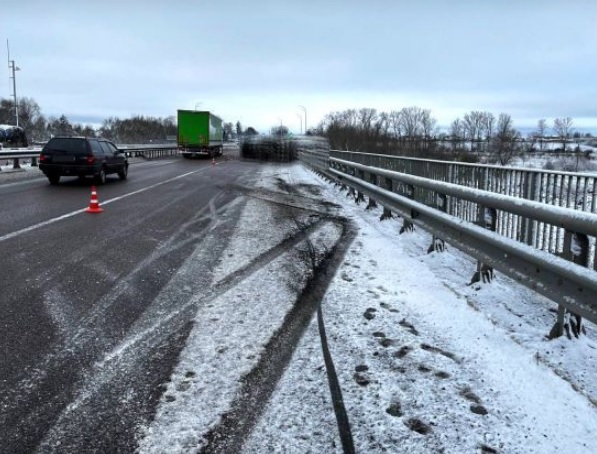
118 145 179 159
298 149 597 337
0 145 180 171
328 151 597 254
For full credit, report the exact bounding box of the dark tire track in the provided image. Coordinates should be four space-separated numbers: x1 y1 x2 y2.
199 187 357 453
32 196 334 452
0 194 240 453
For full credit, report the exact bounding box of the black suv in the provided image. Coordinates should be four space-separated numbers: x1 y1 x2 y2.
39 137 128 185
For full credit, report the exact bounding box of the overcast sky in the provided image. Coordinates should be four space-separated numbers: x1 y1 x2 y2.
4 0 597 133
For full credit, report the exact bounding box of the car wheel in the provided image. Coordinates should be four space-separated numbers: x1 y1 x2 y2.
118 165 128 180
48 174 60 185
95 167 107 185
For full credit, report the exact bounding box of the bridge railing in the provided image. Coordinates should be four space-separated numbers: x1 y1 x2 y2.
298 148 597 338
0 144 180 171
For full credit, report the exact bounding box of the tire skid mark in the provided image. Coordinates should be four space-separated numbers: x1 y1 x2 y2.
199 169 358 453
10 194 330 451
0 191 237 446
98 217 330 368
226 183 341 216
39 215 333 450
2 176 346 451
199 218 357 454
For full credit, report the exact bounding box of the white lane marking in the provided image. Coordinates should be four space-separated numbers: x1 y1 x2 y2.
0 175 45 189
0 160 176 189
0 169 203 244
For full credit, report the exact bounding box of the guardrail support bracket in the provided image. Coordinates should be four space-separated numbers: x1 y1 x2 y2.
427 237 446 253
549 231 590 339
380 207 393 221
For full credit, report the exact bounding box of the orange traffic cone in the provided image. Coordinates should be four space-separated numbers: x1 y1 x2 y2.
85 186 104 213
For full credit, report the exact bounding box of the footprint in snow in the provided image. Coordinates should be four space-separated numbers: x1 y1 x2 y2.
394 345 413 358
405 418 432 435
420 343 460 363
364 308 377 320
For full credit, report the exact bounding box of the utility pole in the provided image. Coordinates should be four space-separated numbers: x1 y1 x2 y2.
277 117 283 144
295 113 303 134
299 105 307 135
7 40 20 127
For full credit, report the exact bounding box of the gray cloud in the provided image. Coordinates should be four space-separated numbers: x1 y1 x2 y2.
4 0 597 132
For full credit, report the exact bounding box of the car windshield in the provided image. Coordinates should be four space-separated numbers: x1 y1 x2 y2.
45 138 87 154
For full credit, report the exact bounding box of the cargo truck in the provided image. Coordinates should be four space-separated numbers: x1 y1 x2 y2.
177 110 224 158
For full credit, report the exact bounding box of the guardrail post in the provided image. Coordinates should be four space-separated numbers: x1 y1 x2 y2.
399 184 415 234
549 231 590 339
470 206 497 283
366 172 378 210
346 165 356 198
12 158 21 170
428 193 447 253
380 177 394 221
31 156 38 166
355 169 366 204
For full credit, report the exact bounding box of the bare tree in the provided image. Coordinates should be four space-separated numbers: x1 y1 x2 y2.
553 117 573 153
493 113 520 165
223 122 234 140
389 110 403 146
320 109 362 151
420 109 438 153
399 106 425 152
374 112 391 151
482 112 495 151
450 118 465 155
463 111 486 154
358 108 379 148
534 118 548 151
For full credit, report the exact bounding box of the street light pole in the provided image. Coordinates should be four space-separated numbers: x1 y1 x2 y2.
9 61 20 127
276 117 284 147
298 105 307 134
7 41 20 127
295 113 303 134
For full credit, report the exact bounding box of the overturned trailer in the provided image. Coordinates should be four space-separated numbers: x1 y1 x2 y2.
0 124 28 148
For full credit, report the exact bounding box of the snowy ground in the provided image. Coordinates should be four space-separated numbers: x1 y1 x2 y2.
4 158 595 452
138 162 597 453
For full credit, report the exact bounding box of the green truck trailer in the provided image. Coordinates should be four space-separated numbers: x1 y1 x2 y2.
177 110 224 158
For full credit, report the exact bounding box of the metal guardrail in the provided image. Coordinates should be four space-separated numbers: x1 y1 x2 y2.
0 149 42 169
118 145 179 159
328 151 597 253
0 145 179 171
298 149 597 338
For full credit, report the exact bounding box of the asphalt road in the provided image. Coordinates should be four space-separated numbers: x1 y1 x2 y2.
0 153 260 452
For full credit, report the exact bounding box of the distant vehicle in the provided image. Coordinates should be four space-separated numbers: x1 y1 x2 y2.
177 110 224 158
39 137 128 185
0 124 28 148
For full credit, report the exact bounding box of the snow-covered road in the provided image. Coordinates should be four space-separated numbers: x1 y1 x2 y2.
139 162 597 453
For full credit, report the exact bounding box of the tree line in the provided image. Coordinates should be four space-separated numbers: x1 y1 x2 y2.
0 97 258 144
315 107 593 164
